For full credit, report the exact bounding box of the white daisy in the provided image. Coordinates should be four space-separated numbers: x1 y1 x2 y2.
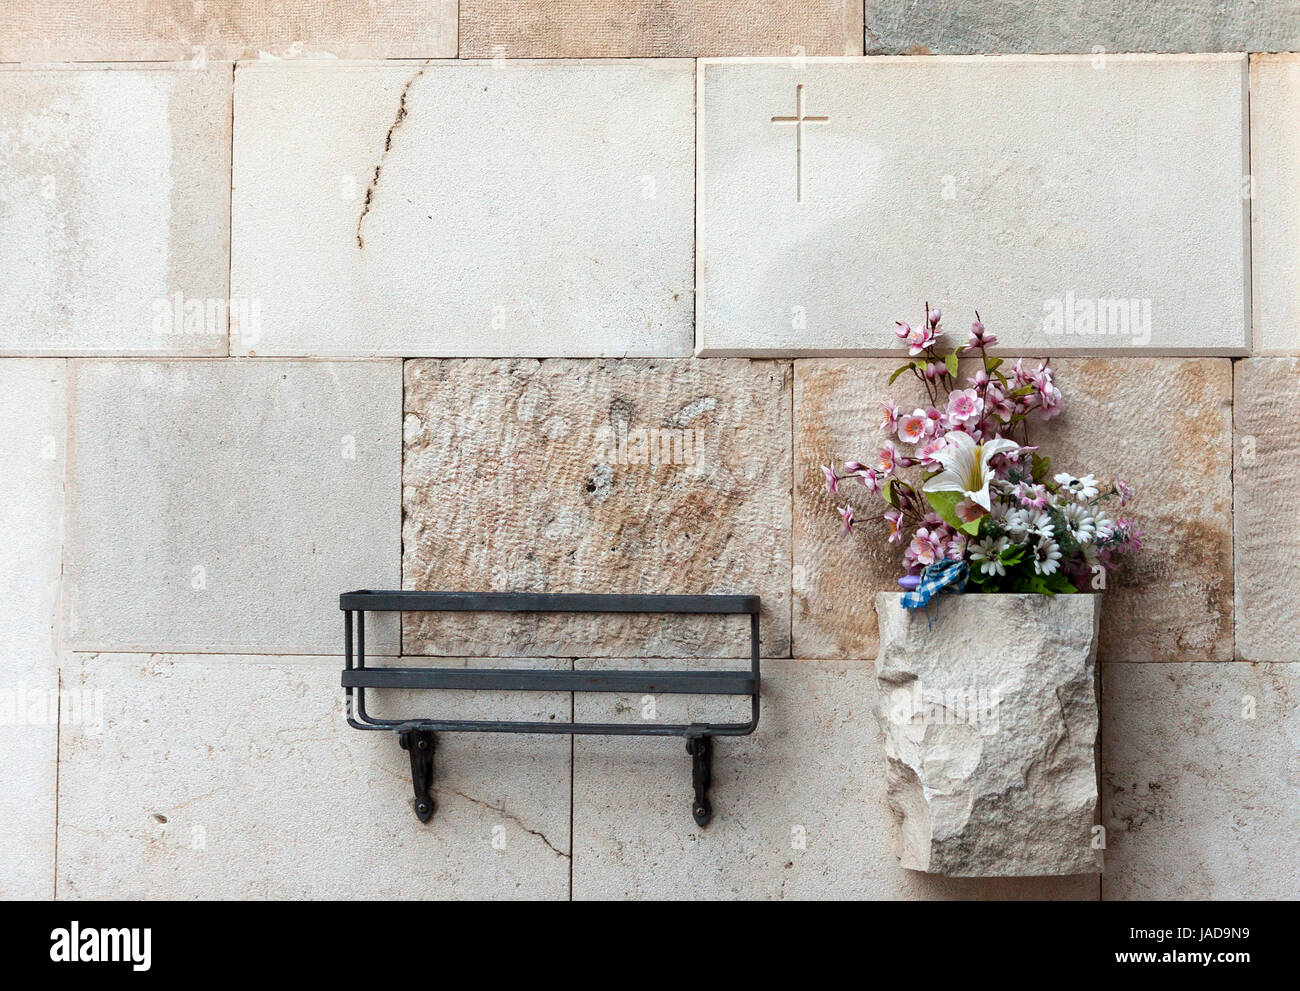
1034 539 1063 575
1054 471 1100 501
970 536 1009 577
1059 502 1096 543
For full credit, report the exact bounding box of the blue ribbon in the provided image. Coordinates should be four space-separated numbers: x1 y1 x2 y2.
900 558 969 610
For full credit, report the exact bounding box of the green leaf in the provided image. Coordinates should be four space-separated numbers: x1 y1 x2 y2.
986 357 1004 373
888 363 916 385
924 489 982 536
944 353 959 378
1031 454 1051 483
881 478 900 509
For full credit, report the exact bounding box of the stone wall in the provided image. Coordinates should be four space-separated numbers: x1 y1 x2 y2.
1 4 1297 901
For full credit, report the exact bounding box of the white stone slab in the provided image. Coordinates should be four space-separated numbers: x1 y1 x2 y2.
0 360 65 899
1250 55 1300 355
0 66 231 356
63 360 401 654
57 654 571 898
571 658 1099 899
231 61 695 357
697 55 1250 356
1102 662 1300 899
0 2 457 62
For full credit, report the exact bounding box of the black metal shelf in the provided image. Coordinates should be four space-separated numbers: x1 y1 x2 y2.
341 590 761 827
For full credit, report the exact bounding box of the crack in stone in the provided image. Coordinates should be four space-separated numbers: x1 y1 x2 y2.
356 63 428 251
439 787 570 859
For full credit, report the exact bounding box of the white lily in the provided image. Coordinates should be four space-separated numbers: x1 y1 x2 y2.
922 431 1019 512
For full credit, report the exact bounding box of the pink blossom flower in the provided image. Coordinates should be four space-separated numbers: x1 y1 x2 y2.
918 435 948 465
893 321 912 342
905 324 937 356
968 317 997 349
1117 479 1134 506
884 508 904 544
880 401 900 432
897 411 929 444
946 532 969 558
839 504 855 536
955 498 987 523
946 388 981 426
906 527 943 567
1015 482 1050 509
858 467 882 495
821 464 839 495
876 441 898 474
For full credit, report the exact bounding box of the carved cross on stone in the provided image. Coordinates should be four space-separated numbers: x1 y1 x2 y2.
770 84 829 204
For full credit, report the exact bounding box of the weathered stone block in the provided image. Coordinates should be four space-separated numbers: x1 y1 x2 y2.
231 61 694 357
0 66 231 355
0 1 457 61
56 653 571 898
866 2 1300 56
0 360 65 899
1250 56 1300 355
459 1 863 57
402 358 792 657
1102 661 1300 899
1234 358 1300 662
697 56 1249 356
64 360 401 654
571 657 1098 898
876 594 1103 877
793 357 1233 664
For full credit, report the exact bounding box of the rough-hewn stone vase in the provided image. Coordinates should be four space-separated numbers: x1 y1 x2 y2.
874 593 1102 877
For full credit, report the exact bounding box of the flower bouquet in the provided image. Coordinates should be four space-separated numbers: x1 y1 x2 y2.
823 305 1141 599
843 305 1139 877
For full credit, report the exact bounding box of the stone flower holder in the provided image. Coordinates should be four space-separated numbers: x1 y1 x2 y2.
874 593 1102 877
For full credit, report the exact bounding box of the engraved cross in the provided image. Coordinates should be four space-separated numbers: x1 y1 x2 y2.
771 84 829 204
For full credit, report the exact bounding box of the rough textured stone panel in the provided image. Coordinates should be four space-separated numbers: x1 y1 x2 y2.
1250 56 1300 355
0 66 231 356
57 654 570 898
876 594 1102 877
697 56 1249 356
0 1 456 61
459 1 863 57
64 360 401 654
0 360 65 899
1235 358 1300 662
571 657 1098 899
231 61 694 357
1102 662 1300 899
794 357 1232 663
403 358 791 657
866 2 1300 55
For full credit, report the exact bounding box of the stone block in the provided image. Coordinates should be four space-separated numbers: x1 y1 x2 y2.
1234 357 1300 662
793 357 1233 663
459 1 863 57
866 2 1300 56
0 66 231 355
0 359 65 899
403 358 792 657
697 56 1250 356
1102 661 1300 899
56 653 571 899
64 360 401 654
1250 55 1300 355
231 60 694 357
0 2 457 61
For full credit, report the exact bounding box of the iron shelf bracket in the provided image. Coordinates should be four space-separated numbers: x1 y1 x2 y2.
341 590 761 828
399 729 436 823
